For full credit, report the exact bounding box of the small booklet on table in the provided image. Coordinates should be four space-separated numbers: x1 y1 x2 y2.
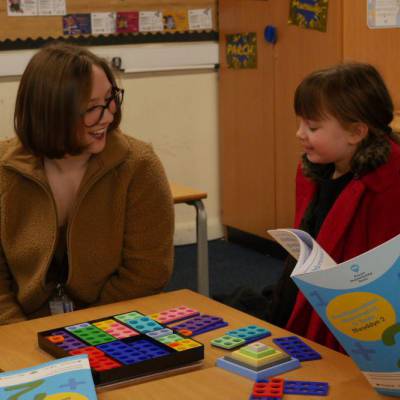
0 354 97 399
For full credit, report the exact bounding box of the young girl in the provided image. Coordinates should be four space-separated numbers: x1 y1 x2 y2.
285 63 400 350
0 43 174 324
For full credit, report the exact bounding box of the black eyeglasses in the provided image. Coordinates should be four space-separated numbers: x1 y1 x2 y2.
82 87 124 127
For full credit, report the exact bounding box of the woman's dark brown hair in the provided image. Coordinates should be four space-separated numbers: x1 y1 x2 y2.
14 42 121 158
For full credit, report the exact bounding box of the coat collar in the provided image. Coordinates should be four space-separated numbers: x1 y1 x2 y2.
2 130 130 185
360 139 400 192
296 140 400 257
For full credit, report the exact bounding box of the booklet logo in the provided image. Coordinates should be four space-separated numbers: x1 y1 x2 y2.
350 264 360 273
349 264 373 284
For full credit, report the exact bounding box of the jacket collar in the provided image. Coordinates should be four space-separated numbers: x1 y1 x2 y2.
297 140 400 256
360 139 400 192
2 130 129 184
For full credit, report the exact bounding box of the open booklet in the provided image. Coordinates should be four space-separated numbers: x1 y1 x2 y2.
268 229 400 398
0 354 97 399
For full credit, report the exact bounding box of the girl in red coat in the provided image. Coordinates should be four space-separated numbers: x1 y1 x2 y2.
281 63 400 351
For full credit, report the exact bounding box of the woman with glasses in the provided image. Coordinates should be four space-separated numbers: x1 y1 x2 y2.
0 43 174 324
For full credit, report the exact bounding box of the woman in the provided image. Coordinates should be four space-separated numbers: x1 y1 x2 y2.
0 43 174 324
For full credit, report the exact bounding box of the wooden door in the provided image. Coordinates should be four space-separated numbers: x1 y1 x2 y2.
219 0 276 238
343 0 400 108
273 1 343 228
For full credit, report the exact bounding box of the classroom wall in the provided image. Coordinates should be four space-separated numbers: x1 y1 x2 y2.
0 63 222 245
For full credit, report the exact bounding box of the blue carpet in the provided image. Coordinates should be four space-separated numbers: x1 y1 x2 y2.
165 239 284 298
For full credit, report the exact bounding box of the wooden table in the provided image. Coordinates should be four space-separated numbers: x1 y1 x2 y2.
170 182 209 296
0 290 394 399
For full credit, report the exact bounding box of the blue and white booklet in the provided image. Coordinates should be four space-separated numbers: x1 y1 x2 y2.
268 229 400 398
0 354 97 400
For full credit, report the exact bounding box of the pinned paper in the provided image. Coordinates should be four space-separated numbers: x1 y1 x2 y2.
39 0 65 16
7 0 66 16
91 12 116 35
116 11 139 33
367 0 400 29
139 11 163 32
226 32 257 69
7 0 35 16
63 14 91 35
162 9 188 32
288 0 329 32
188 8 213 30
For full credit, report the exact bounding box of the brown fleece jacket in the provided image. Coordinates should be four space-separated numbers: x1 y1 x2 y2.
0 130 174 325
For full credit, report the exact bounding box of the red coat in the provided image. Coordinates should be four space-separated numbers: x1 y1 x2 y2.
286 140 400 351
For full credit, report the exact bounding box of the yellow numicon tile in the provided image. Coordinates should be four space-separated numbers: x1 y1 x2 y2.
148 313 160 321
169 339 202 352
93 319 115 330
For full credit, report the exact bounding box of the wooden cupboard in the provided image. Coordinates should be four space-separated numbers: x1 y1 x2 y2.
219 0 400 239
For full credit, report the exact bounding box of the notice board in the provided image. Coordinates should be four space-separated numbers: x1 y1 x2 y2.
0 0 217 50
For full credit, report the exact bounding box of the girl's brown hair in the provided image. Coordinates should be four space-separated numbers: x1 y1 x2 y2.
295 63 399 178
294 62 394 137
14 42 121 159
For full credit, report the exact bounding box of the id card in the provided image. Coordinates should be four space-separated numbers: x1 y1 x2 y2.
49 284 74 315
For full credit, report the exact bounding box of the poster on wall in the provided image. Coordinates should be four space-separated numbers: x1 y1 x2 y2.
7 0 36 16
162 9 188 32
63 14 91 35
38 0 65 16
91 12 117 35
288 0 329 32
225 32 257 69
188 8 213 30
7 0 66 16
139 11 164 32
116 11 139 33
367 0 400 29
